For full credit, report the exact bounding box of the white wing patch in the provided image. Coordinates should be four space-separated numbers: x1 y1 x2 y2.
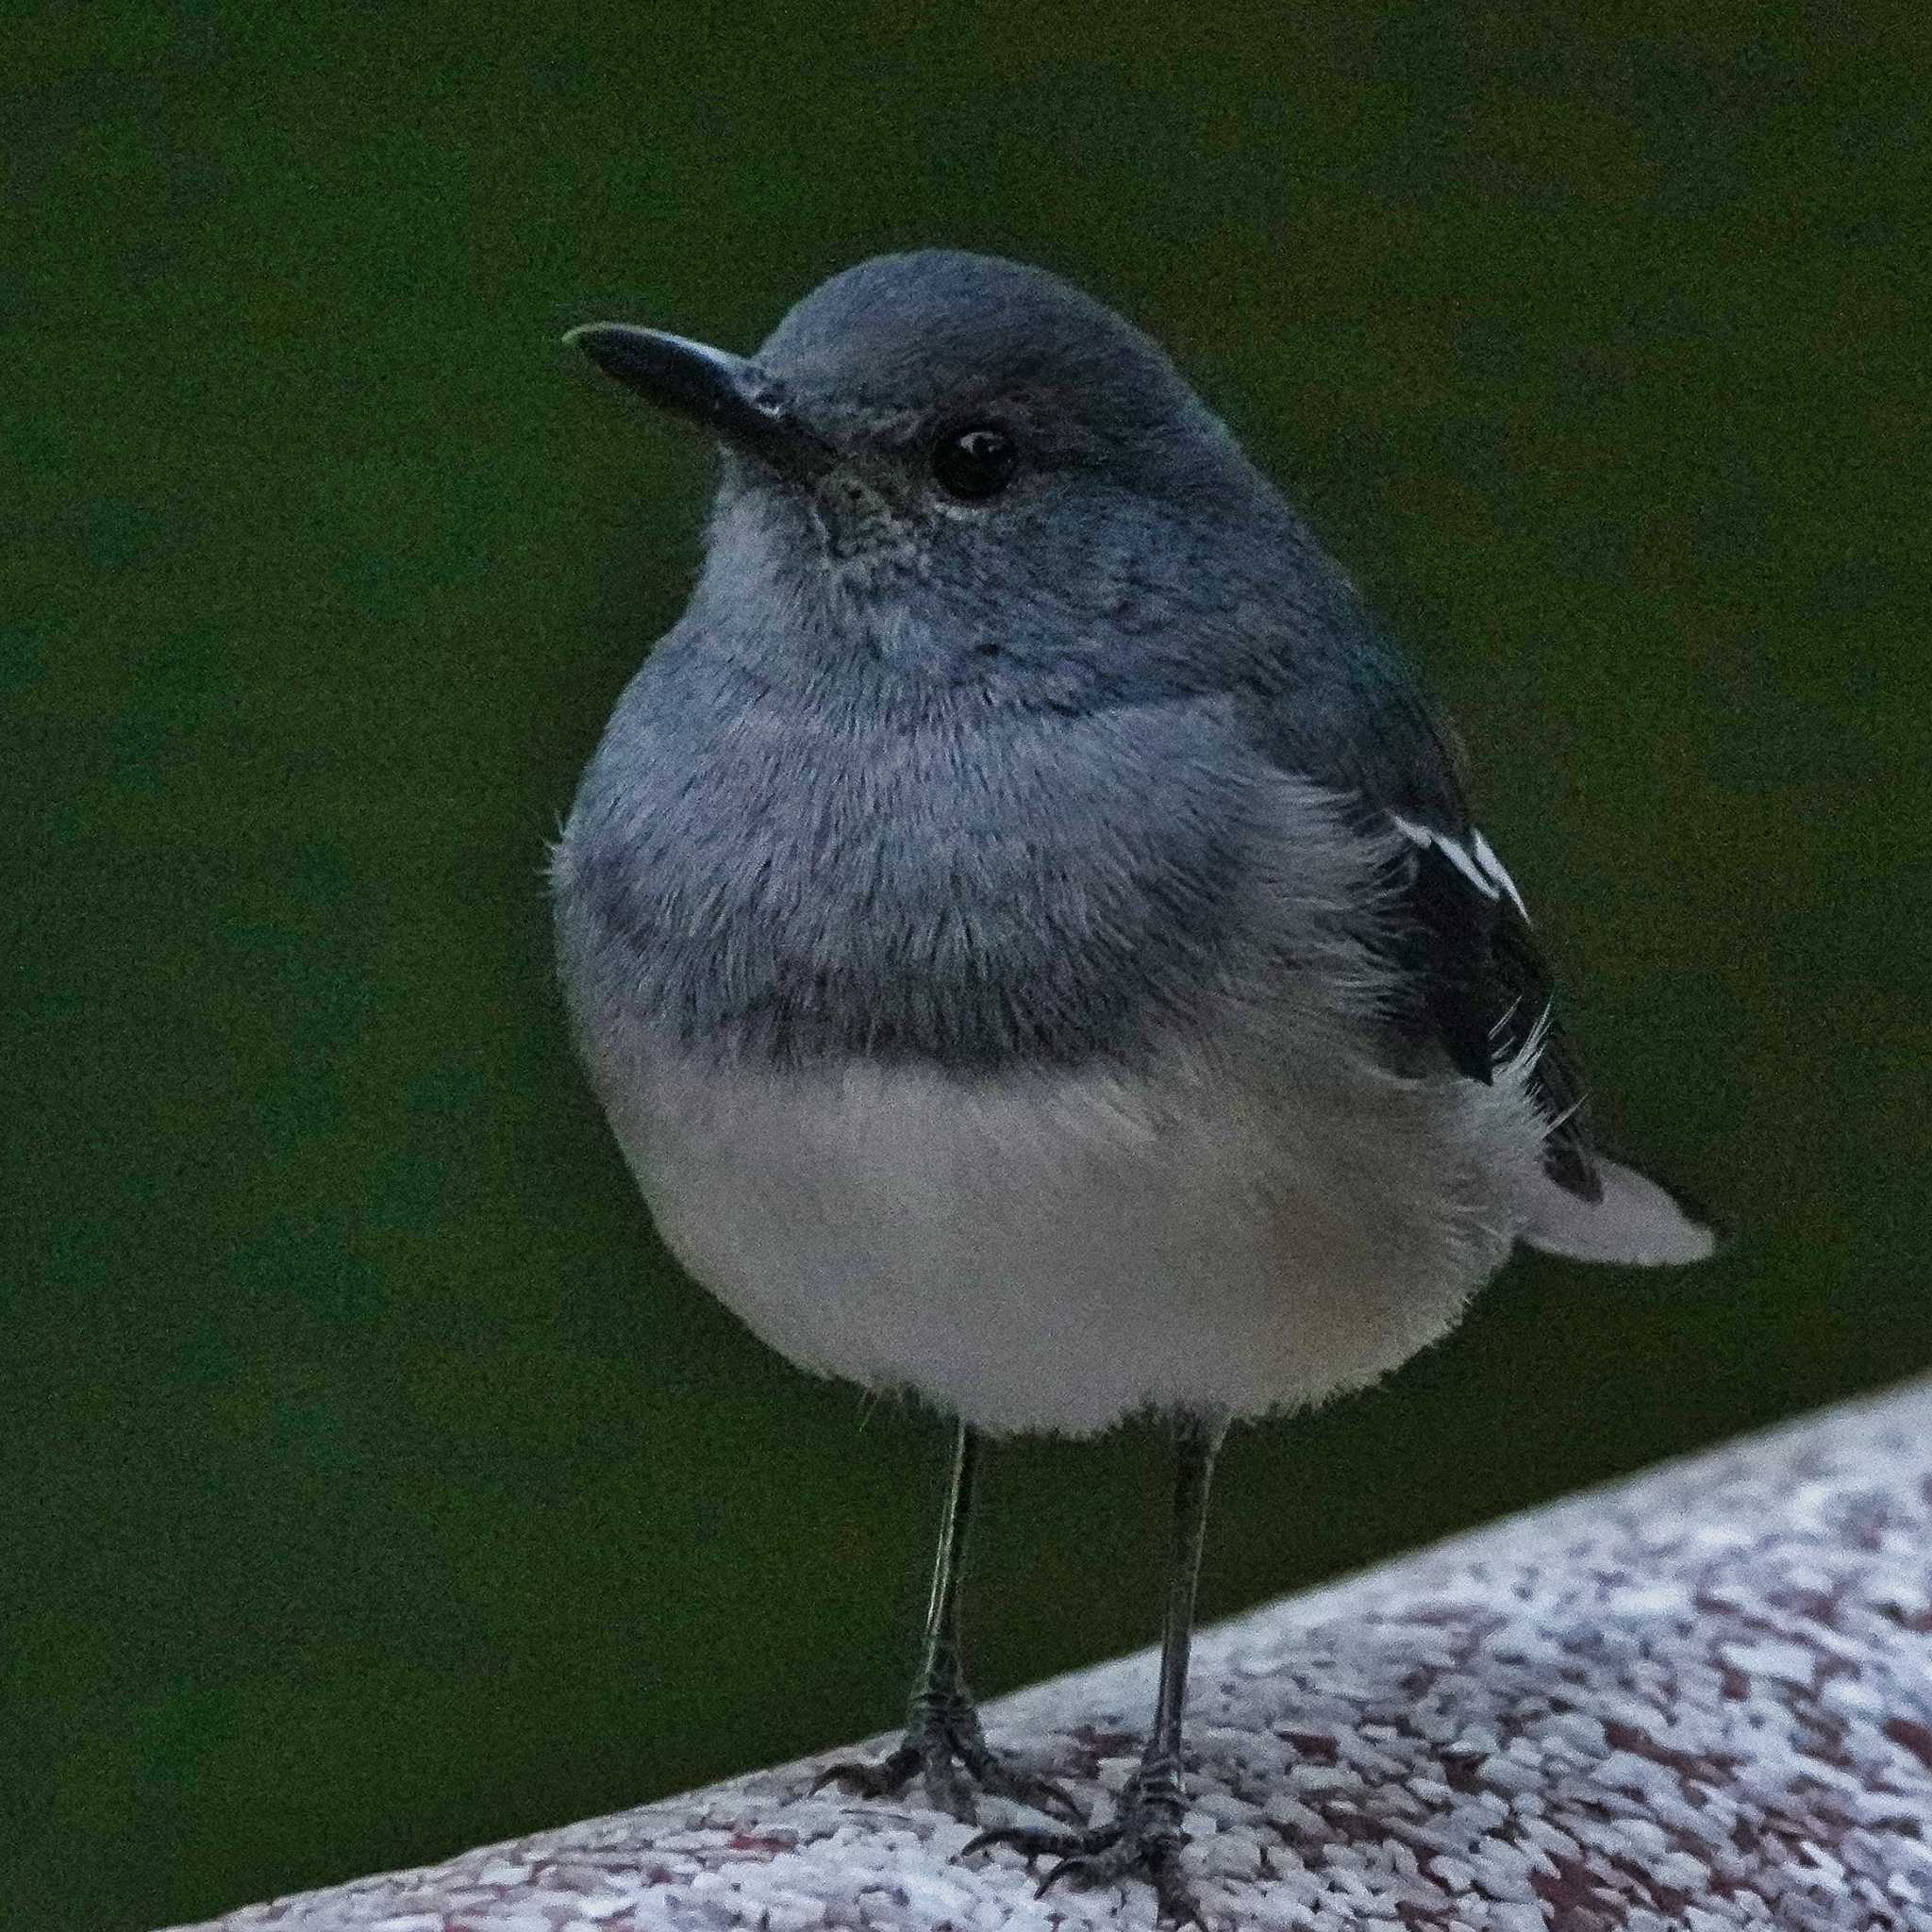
1389 814 1532 924
1469 829 1530 921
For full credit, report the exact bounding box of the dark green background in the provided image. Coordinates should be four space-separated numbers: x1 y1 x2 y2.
7 5 1924 1928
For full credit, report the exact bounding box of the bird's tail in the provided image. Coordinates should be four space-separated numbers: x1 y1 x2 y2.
1520 1154 1727 1267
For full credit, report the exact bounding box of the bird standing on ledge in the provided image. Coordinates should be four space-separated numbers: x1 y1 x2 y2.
551 250 1721 1926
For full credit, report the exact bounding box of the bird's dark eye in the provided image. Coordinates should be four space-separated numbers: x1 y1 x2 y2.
931 425 1018 501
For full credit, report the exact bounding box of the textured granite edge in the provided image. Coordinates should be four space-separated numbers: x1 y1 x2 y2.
170 1379 1932 1931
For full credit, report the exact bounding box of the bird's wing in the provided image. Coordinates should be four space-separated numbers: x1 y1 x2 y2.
1364 785 1728 1261
1241 636 1602 1202
1377 805 1601 1201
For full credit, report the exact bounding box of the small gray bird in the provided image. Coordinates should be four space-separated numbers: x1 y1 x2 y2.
552 250 1721 1924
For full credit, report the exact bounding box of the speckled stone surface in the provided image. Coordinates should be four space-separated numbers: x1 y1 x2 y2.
171 1379 1932 1931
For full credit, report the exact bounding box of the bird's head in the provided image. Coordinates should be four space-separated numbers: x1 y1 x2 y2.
568 251 1312 703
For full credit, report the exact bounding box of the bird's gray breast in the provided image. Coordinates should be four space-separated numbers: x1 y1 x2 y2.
554 659 1264 1074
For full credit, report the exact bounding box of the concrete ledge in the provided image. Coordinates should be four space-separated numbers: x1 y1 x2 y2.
171 1379 1932 1931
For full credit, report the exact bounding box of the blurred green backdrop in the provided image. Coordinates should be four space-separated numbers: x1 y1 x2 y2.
6 4 1925 1927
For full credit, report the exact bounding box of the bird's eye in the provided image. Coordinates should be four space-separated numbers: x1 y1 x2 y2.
931 425 1018 501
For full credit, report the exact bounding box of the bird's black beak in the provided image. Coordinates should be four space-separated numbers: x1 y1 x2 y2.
563 323 825 475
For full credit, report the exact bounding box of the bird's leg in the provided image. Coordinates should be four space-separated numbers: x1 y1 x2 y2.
965 1411 1226 1929
814 1422 1081 1824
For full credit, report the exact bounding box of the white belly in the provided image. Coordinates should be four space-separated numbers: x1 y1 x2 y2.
597 1035 1547 1436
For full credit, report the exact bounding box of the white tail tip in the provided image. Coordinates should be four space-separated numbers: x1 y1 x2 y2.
1522 1156 1725 1268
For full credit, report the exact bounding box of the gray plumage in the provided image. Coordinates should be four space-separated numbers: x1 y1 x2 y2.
551 250 1723 1920
553 249 1718 1439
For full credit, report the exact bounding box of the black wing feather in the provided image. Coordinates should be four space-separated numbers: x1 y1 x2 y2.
1390 836 1504 1087
1237 625 1601 1203
1488 900 1599 1198
1381 825 1602 1202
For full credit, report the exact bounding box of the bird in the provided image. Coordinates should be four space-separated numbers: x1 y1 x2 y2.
550 249 1722 1925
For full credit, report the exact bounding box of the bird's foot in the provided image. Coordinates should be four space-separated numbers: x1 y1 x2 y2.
813 1683 1082 1827
964 1761 1207 1929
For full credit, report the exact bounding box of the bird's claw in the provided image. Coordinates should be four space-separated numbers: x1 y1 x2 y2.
964 1771 1208 1928
813 1699 1082 1827
811 1741 921 1802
